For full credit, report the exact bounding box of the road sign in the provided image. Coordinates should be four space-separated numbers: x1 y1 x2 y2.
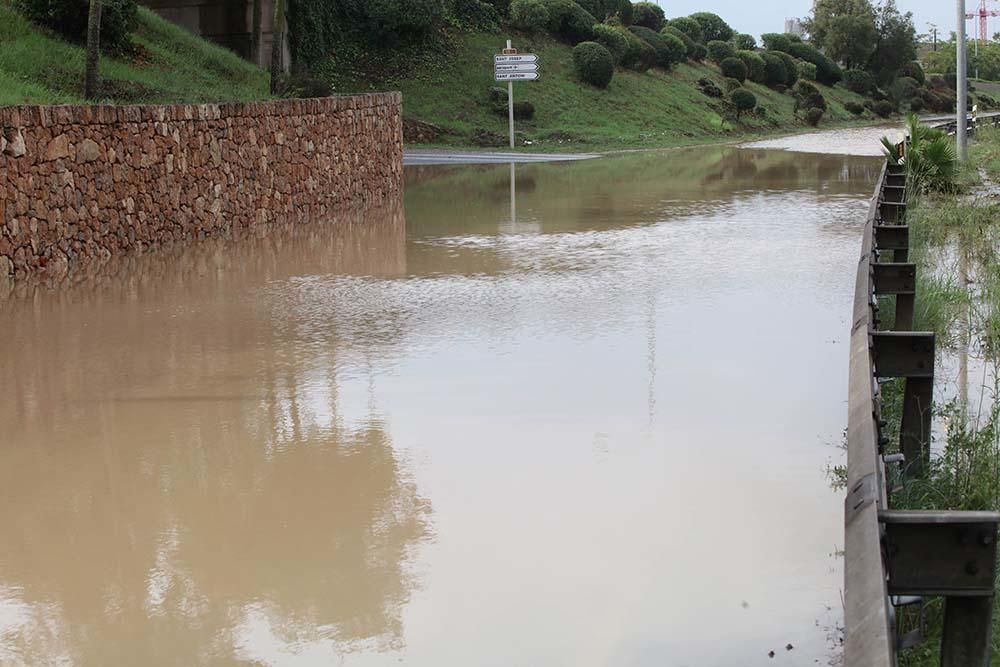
495 54 538 64
494 63 538 73
495 71 540 81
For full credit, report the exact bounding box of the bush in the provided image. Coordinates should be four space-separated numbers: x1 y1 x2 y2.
540 0 596 42
899 61 926 85
592 23 628 62
451 0 501 30
769 50 799 86
730 87 757 118
734 33 756 50
737 50 766 84
760 32 791 52
804 107 824 126
707 40 736 64
909 97 925 112
691 43 708 62
689 11 733 42
874 100 895 117
631 1 665 30
661 26 696 59
628 25 683 69
720 57 747 83
573 41 615 87
723 77 743 92
760 51 788 87
16 0 138 55
275 71 334 98
845 101 865 115
666 16 703 44
697 77 723 97
619 26 657 71
510 0 549 30
890 76 920 104
843 69 874 95
796 60 817 81
787 42 841 86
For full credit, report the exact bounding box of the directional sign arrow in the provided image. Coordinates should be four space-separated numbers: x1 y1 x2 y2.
494 63 539 73
495 71 540 81
495 54 538 64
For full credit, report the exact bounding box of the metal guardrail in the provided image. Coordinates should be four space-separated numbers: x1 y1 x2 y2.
844 160 1000 666
934 114 1000 137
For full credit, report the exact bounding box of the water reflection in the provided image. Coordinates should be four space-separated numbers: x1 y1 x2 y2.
1 138 884 666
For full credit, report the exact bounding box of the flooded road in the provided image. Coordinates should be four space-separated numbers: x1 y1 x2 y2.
0 129 889 666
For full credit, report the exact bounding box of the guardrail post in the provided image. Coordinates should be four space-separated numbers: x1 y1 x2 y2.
941 597 994 667
873 263 916 331
881 510 1000 667
872 332 934 476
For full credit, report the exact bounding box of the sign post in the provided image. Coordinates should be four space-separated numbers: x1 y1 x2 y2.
495 42 539 150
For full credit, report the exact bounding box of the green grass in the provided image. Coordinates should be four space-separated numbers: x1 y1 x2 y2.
319 30 877 151
0 2 268 105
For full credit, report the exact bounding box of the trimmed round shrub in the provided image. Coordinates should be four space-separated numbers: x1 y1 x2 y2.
592 22 629 63
909 97 925 112
619 27 657 71
734 33 756 50
873 100 895 117
796 60 817 81
760 32 791 53
890 76 919 104
631 1 665 30
899 61 926 85
16 0 138 55
843 69 874 95
773 50 800 87
737 50 766 84
787 42 841 86
707 40 736 64
452 0 502 31
689 11 733 43
720 57 747 83
666 16 703 44
844 101 865 115
697 77 724 97
510 0 549 31
691 43 708 62
629 25 683 69
804 107 824 127
540 0 596 43
730 87 757 117
760 51 788 87
723 77 743 92
573 41 615 87
661 25 696 59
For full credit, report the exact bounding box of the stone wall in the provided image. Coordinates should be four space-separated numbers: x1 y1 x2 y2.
0 93 403 281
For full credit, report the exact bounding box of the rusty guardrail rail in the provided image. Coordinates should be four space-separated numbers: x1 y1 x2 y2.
844 159 1000 666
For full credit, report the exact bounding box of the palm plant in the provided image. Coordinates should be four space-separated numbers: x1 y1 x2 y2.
882 114 958 194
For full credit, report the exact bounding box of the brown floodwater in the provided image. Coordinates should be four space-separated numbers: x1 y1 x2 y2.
0 130 889 666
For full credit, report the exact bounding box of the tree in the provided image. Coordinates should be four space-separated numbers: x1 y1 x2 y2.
825 14 876 68
84 0 102 99
688 12 734 43
805 0 874 52
866 0 916 84
251 0 263 65
270 0 286 94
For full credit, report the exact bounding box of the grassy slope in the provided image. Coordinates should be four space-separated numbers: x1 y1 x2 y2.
325 31 874 151
0 2 267 106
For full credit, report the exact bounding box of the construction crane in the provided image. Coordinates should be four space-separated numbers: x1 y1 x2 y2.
966 0 1000 46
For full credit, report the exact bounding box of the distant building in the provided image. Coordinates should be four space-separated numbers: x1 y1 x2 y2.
784 18 805 37
140 0 289 69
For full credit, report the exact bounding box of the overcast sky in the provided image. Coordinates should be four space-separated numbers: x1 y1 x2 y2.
651 1 967 42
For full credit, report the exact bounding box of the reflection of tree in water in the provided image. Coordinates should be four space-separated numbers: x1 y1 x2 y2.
0 200 433 665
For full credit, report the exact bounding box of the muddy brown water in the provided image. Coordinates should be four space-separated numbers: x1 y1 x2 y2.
0 129 892 666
